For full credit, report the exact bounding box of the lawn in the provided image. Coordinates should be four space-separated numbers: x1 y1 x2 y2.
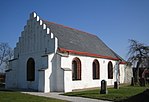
63 85 149 102
0 90 67 102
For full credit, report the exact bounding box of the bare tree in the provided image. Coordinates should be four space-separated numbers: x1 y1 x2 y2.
127 39 149 85
0 43 13 72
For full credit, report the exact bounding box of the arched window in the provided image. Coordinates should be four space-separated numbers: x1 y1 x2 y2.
72 57 81 80
93 59 100 79
27 58 35 81
108 61 113 79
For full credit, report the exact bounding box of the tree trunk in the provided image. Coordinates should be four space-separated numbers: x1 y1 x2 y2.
134 61 140 85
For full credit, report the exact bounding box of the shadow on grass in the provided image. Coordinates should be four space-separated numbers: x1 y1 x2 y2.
0 84 37 93
0 87 18 92
117 89 149 102
0 84 12 92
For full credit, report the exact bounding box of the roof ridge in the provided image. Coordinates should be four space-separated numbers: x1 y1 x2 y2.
43 20 97 37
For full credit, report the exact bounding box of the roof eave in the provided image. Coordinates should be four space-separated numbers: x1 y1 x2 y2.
58 47 123 61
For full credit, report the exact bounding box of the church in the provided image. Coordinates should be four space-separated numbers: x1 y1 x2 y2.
5 12 127 93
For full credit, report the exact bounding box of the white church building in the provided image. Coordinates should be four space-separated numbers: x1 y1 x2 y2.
6 12 127 93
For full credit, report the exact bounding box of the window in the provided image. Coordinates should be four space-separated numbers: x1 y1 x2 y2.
108 61 113 79
72 57 81 80
93 59 100 79
27 58 35 81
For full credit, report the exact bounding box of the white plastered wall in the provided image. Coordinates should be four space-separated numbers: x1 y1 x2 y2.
5 59 18 88
60 54 125 92
5 12 58 91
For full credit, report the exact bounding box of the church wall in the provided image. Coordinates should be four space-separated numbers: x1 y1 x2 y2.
47 53 64 92
49 54 58 91
55 54 64 91
6 12 57 91
5 59 18 88
119 64 125 83
61 54 125 91
17 54 41 90
124 65 133 83
43 54 54 92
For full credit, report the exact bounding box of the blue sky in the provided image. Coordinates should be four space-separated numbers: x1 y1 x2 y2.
0 0 149 60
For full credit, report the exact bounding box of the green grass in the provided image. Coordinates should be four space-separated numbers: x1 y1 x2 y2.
1 85 148 102
63 85 149 101
0 90 67 102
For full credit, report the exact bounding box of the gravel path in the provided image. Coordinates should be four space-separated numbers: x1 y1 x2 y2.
22 92 112 102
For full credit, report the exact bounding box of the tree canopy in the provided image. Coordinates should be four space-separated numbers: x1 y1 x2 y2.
127 39 149 85
128 39 149 68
